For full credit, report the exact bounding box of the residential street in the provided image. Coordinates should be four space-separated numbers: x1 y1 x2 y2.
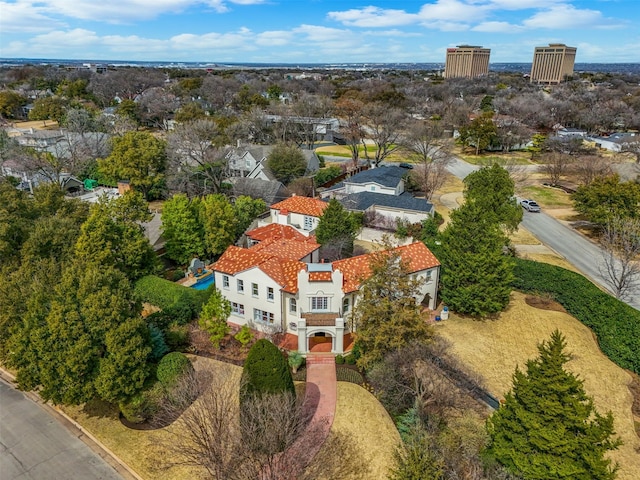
0 380 124 480
445 157 640 311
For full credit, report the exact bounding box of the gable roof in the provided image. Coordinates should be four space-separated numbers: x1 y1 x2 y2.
246 224 308 242
270 195 328 217
333 242 440 293
343 165 408 188
339 191 434 213
249 236 320 261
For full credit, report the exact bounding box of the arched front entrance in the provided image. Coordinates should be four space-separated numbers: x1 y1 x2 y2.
308 331 334 353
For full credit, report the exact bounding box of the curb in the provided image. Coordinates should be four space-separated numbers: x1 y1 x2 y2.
0 366 143 480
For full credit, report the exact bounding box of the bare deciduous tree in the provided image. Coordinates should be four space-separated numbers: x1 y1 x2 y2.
402 119 452 200
155 368 314 480
599 216 640 301
362 102 405 166
541 152 573 187
571 154 612 186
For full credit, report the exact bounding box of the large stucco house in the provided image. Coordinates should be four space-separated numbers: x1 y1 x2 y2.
211 224 440 354
258 194 329 237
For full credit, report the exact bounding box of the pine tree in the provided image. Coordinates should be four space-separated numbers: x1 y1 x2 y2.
315 198 361 259
486 330 621 480
439 201 514 316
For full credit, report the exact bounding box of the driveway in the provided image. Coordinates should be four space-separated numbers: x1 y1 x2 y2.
0 380 124 480
446 156 640 311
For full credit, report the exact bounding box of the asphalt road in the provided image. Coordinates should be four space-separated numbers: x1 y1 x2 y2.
0 380 124 480
445 156 640 311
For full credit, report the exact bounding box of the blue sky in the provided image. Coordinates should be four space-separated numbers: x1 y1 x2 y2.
0 0 638 63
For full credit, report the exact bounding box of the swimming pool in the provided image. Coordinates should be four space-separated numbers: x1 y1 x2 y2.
191 276 214 290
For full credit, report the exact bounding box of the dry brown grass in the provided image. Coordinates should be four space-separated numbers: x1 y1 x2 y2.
60 357 239 480
303 382 400 480
436 291 640 480
433 173 465 196
518 252 581 272
12 120 60 130
509 226 540 245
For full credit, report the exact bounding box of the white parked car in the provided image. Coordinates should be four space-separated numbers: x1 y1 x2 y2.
520 199 541 212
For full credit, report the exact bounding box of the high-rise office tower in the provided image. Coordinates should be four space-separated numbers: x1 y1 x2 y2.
444 45 490 79
530 43 577 84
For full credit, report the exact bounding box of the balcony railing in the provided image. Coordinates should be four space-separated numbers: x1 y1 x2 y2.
301 312 340 327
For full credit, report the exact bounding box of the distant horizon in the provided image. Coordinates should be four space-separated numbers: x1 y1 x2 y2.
1 1 638 64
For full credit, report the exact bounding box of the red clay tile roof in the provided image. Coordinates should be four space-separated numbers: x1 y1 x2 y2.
246 224 308 242
334 242 440 293
308 271 333 282
270 196 328 217
250 237 320 261
213 244 304 293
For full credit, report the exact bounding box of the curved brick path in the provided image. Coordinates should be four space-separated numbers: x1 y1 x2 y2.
275 354 337 479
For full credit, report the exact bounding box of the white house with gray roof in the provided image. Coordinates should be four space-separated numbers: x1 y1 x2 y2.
320 165 434 225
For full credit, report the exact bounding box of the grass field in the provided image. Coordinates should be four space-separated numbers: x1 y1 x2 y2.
315 144 406 162
454 148 532 166
302 382 400 480
435 291 640 480
61 356 399 480
520 184 575 209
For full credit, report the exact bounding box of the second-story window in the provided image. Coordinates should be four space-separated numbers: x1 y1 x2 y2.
303 215 314 231
311 296 329 311
342 297 350 313
237 279 244 293
252 283 259 297
222 275 229 289
267 287 274 301
289 298 297 314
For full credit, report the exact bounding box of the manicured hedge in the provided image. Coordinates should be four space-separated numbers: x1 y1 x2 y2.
512 258 640 374
241 339 295 400
135 275 211 325
156 352 192 386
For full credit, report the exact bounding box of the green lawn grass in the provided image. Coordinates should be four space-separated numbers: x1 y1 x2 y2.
520 185 574 208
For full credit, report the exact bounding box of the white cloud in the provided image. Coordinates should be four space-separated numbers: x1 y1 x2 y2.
485 0 562 10
472 21 524 33
0 1 67 33
256 30 293 47
418 0 488 23
327 6 417 27
523 4 606 29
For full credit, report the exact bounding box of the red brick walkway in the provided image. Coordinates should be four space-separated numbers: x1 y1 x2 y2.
275 354 337 479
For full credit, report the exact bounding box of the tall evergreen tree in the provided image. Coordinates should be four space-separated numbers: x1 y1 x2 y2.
241 339 294 401
439 201 514 316
463 164 522 233
161 193 205 265
486 330 621 480
315 198 361 259
200 194 237 257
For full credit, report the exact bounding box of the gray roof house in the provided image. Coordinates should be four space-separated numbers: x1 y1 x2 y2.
321 165 434 225
226 143 320 181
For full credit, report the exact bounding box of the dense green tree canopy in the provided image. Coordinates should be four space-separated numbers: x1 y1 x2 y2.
161 194 205 265
98 131 167 199
315 198 361 259
233 195 266 239
572 174 640 226
200 194 237 257
28 96 67 124
266 143 307 185
75 191 158 281
486 330 621 480
439 201 514 316
0 90 27 118
463 164 522 233
458 111 498 155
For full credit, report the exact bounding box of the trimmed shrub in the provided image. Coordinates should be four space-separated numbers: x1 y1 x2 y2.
235 325 254 348
164 324 190 351
241 339 295 400
134 275 211 324
345 353 357 365
157 352 192 386
119 384 162 423
336 366 364 385
335 354 345 365
513 258 640 374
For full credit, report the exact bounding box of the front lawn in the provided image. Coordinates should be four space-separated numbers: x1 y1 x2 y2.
302 382 400 479
436 291 640 480
519 184 574 209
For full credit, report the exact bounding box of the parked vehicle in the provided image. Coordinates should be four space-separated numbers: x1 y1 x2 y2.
520 199 541 212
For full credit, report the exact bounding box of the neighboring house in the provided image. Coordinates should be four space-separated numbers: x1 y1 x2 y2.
211 239 440 354
556 127 587 138
226 143 320 180
263 115 340 143
587 132 638 152
321 166 435 225
264 195 329 236
15 129 65 150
